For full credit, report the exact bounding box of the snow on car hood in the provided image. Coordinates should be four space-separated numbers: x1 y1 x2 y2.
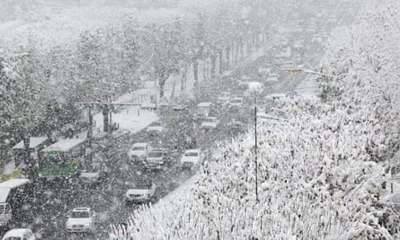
66 217 92 226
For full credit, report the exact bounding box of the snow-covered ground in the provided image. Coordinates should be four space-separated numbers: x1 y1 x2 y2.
92 106 158 135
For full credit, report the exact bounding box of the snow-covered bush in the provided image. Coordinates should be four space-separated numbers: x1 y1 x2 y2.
110 1 400 239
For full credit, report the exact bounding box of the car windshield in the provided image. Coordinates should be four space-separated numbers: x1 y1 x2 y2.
86 164 100 172
148 151 163 158
185 152 199 157
136 180 152 189
4 237 22 240
204 118 216 123
132 146 145 151
150 122 162 127
71 211 90 218
232 99 242 103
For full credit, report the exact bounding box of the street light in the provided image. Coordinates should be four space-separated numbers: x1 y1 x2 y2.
251 87 263 203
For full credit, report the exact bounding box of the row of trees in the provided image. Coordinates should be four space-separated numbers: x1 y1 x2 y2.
110 0 400 239
0 0 281 161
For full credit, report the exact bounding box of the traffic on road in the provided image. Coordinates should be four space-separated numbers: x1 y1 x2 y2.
0 7 349 239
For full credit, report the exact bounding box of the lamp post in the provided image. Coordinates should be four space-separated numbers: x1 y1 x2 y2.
251 87 261 203
254 93 259 202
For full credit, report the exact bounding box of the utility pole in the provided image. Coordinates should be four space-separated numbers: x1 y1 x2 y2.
109 96 113 132
254 93 259 202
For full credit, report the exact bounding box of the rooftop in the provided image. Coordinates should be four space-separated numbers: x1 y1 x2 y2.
3 228 31 238
41 138 86 152
0 178 31 189
197 102 212 107
12 137 48 149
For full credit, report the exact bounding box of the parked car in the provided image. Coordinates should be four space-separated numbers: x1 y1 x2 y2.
65 207 96 233
181 149 204 170
200 117 220 130
128 143 152 162
125 181 156 205
143 149 170 170
2 228 36 240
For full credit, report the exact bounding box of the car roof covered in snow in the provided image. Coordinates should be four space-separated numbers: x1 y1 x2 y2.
132 142 149 147
12 137 48 150
184 149 201 154
72 207 91 212
197 102 212 107
3 228 31 238
41 138 86 152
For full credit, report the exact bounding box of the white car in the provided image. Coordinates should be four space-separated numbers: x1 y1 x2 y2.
79 162 109 185
128 143 152 161
143 149 170 170
258 66 271 76
281 61 295 70
266 73 279 83
217 92 231 106
146 122 164 134
2 229 36 240
65 207 96 233
200 117 220 129
181 149 204 170
230 97 244 107
125 181 156 204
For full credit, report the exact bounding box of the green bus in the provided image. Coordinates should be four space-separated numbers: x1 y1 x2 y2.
38 138 87 178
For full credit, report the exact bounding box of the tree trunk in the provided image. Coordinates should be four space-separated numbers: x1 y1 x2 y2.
219 49 223 74
255 31 260 49
181 69 186 91
239 36 244 59
202 57 207 81
235 40 240 62
159 79 166 99
211 52 216 78
247 37 252 55
193 60 198 88
102 107 109 133
226 46 230 70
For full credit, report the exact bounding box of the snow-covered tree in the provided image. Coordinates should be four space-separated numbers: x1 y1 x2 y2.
110 1 400 239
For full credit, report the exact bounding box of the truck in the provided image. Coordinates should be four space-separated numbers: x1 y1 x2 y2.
0 179 33 227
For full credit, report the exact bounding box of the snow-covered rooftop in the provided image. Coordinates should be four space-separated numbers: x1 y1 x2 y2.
3 228 31 238
12 137 48 150
0 188 11 203
41 138 86 152
0 178 31 189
